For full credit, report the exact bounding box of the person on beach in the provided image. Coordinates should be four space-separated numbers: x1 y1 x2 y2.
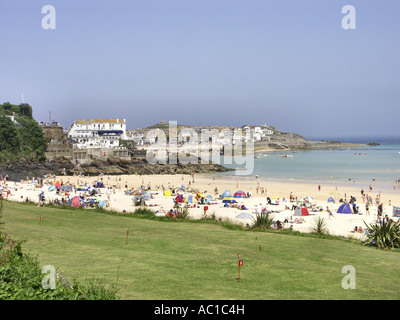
365 203 370 216
377 203 383 216
256 204 262 215
326 206 334 219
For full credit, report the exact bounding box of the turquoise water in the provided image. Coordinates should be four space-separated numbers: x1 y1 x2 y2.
217 138 400 186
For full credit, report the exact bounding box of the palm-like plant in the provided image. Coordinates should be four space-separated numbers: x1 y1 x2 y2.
312 216 328 234
251 212 274 230
363 220 400 249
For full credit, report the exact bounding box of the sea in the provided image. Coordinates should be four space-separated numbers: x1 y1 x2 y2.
215 137 400 193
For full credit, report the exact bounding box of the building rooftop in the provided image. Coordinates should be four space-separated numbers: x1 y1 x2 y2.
75 119 126 125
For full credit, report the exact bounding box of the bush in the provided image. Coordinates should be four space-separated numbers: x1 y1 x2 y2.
363 220 400 249
312 216 328 234
251 212 274 230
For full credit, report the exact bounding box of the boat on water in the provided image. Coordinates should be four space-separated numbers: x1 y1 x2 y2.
280 154 293 158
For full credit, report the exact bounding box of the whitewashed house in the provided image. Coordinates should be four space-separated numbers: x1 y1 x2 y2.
68 118 127 149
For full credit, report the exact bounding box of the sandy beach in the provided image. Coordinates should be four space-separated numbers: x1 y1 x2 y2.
2 173 400 240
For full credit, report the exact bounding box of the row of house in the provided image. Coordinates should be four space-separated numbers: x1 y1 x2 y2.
126 122 276 148
40 118 277 163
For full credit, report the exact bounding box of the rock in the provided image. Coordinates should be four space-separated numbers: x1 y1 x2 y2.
0 155 232 181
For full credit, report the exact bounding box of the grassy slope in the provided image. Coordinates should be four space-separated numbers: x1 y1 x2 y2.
2 201 400 300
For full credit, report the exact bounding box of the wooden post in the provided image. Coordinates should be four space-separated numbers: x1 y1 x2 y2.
126 228 129 244
237 253 243 282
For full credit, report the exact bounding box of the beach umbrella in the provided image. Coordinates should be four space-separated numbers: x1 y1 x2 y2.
70 196 84 207
233 190 246 198
98 200 109 208
221 190 232 198
77 185 88 191
205 194 214 204
48 185 56 191
294 207 310 216
60 185 72 192
302 196 314 201
337 203 352 214
142 192 152 200
184 195 193 203
195 193 206 200
235 212 253 219
222 197 237 203
175 194 184 202
86 198 98 207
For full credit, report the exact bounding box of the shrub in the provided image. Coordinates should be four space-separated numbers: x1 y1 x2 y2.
363 220 400 249
312 216 328 234
176 207 190 219
251 212 274 230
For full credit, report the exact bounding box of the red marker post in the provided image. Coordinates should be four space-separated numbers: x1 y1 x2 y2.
238 259 243 282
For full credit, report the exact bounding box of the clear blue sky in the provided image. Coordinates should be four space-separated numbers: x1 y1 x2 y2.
1 0 399 139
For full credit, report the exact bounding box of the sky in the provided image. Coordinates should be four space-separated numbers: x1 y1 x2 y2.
0 0 399 139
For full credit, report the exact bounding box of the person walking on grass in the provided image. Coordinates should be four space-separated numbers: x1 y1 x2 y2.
37 189 45 207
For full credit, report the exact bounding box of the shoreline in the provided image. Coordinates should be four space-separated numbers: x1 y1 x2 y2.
2 173 399 241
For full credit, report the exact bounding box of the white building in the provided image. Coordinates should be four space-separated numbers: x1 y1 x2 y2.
68 118 127 149
126 129 145 146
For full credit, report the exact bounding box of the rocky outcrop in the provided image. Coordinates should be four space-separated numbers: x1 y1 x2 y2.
0 156 231 181
254 139 366 153
71 157 231 176
0 157 74 181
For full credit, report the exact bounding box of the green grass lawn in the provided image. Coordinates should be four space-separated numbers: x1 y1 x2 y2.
2 201 400 300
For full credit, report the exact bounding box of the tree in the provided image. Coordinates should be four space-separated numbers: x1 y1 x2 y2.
17 117 47 161
2 102 12 111
19 103 33 118
0 116 21 153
